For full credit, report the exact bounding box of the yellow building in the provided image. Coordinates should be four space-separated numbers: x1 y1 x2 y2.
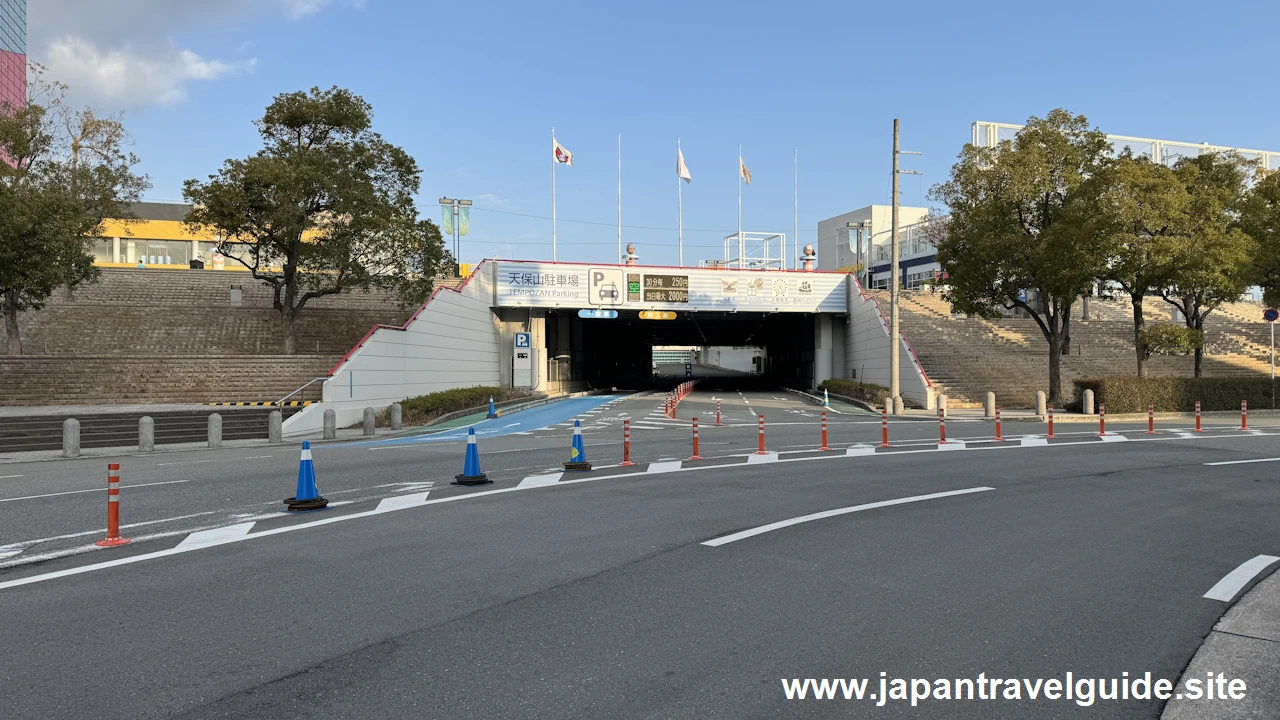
89 202 233 269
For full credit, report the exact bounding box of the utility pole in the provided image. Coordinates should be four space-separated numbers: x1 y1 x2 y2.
889 119 922 414
890 119 901 411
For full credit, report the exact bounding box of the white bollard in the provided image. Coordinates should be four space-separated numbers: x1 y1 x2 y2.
363 407 376 436
984 392 995 419
139 416 155 452
207 413 223 448
268 410 282 444
1035 391 1047 417
62 418 80 458
323 409 337 440
1082 389 1095 416
390 403 402 431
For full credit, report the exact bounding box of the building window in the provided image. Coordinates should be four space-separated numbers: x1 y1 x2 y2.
90 237 112 263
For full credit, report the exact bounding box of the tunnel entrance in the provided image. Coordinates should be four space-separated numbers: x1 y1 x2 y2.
545 309 818 391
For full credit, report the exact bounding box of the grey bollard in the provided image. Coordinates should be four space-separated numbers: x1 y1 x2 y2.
62 418 80 458
938 394 948 417
892 396 904 415
1082 389 1095 416
323 409 337 440
208 413 223 448
363 407 376 436
1035 391 1047 417
268 410 282 444
139 416 155 452
984 392 996 418
390 403 402 431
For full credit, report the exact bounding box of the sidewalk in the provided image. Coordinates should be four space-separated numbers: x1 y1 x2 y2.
1162 566 1280 719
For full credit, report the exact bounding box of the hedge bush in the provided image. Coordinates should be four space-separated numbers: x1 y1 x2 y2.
381 386 532 427
1072 377 1278 413
818 378 892 407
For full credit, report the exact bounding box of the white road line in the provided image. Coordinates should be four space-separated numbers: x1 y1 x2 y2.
242 456 274 460
176 522 255 550
747 452 778 464
0 479 189 503
517 472 563 488
374 492 432 513
1204 457 1280 466
1203 555 1280 602
0 474 24 479
155 459 217 466
702 487 997 547
647 461 682 473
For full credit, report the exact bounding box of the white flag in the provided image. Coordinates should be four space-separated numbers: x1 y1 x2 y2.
553 139 573 166
677 147 692 183
739 157 752 185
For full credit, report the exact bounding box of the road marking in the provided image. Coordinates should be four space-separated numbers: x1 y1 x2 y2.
503 423 520 428
1203 555 1280 602
747 452 778 464
701 487 996 547
374 492 432 512
846 446 875 457
938 440 967 451
518 472 563 488
0 474 23 479
647 461 682 473
1020 437 1048 447
242 456 274 460
1204 457 1280 466
0 479 189 503
1099 434 1128 443
155 459 218 466
176 523 255 550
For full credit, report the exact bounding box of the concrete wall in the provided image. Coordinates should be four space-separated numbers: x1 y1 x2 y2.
816 204 929 273
844 275 933 408
285 263 507 434
699 346 761 373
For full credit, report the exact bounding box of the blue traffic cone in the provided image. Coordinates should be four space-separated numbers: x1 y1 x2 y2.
453 427 491 485
284 440 329 511
563 419 592 471
487 395 498 419
823 389 830 408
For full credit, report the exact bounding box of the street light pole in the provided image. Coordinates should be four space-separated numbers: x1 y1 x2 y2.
890 120 901 410
438 197 472 275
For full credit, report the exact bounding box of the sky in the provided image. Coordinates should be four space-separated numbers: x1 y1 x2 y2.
27 0 1280 267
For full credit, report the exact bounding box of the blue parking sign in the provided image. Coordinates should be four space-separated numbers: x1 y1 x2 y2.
515 333 531 349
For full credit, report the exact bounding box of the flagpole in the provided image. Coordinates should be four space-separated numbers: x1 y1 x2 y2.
792 148 798 271
551 127 557 262
737 144 742 268
617 133 622 265
678 139 683 267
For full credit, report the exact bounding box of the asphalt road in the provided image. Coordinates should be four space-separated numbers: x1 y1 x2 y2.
1 388 1278 718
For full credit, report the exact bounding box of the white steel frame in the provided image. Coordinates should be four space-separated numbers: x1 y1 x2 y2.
723 231 786 269
972 121 1280 171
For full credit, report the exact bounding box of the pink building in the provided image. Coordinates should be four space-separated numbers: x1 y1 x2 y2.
0 0 24 111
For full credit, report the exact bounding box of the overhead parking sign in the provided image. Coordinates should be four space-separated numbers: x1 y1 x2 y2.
515 332 531 349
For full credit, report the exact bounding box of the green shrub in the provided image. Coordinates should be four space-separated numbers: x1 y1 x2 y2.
1072 377 1277 413
380 386 532 427
819 378 893 407
1139 324 1204 359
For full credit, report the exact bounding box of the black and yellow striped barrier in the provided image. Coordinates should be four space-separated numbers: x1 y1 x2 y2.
202 401 313 407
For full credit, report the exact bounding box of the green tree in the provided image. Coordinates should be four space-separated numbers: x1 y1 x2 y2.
930 109 1111 403
183 87 449 354
1086 153 1187 377
1138 323 1203 361
0 66 149 354
1158 153 1254 377
1240 170 1280 307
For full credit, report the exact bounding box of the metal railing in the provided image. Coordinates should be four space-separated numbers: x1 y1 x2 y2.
277 377 328 406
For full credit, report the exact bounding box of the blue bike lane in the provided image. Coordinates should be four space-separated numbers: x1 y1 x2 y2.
339 394 626 448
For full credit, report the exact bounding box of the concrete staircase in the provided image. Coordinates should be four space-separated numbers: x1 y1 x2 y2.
880 291 1274 408
0 268 431 406
0 407 304 452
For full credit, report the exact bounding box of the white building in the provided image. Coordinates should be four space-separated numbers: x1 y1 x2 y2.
815 205 936 290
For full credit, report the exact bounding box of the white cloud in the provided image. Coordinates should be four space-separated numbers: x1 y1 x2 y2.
28 0 361 108
474 193 509 206
44 37 254 106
